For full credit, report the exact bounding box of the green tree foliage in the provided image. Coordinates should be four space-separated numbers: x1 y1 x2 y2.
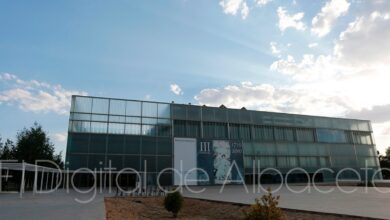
379 147 390 179
11 123 64 168
0 139 16 160
164 191 184 218
243 188 286 220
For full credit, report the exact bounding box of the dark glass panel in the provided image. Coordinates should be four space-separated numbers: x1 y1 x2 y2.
67 154 88 170
107 135 124 154
174 120 186 137
157 138 172 155
68 133 89 153
106 155 123 170
124 136 141 154
124 155 140 170
89 134 107 154
157 156 172 172
88 155 106 170
141 156 156 172
141 137 157 155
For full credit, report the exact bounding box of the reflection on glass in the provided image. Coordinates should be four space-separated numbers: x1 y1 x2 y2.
92 98 109 114
109 115 126 123
72 113 91 121
108 123 124 134
125 124 141 135
142 102 157 117
317 129 347 143
90 122 107 133
142 125 156 136
126 101 141 116
142 117 158 125
158 103 170 118
74 97 92 113
110 99 126 115
72 121 91 132
91 114 108 122
126 116 141 124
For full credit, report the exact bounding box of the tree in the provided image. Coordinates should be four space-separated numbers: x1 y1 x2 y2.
164 191 183 218
243 188 286 220
0 139 16 160
378 147 390 179
13 123 62 168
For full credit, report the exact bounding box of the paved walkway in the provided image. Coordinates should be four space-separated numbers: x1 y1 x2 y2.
0 190 114 220
1 185 390 219
182 184 390 219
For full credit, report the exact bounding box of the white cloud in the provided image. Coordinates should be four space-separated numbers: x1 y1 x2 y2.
270 41 281 56
256 0 272 6
241 2 249 19
0 73 87 115
219 0 250 19
197 6 390 153
170 83 183 95
195 81 352 117
277 7 306 32
53 132 67 142
311 0 350 37
308 43 318 48
334 11 390 67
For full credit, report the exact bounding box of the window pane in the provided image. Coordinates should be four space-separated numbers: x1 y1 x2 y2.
126 101 141 116
91 114 108 122
187 121 200 137
158 103 170 118
352 132 372 145
108 123 124 134
253 125 274 141
244 156 254 169
125 124 141 135
257 157 276 168
158 118 171 125
92 98 109 114
317 129 347 143
215 122 228 138
90 122 107 133
253 143 276 155
109 115 126 123
126 117 141 124
74 96 92 113
142 125 156 136
142 117 158 125
239 125 251 140
171 105 186 119
203 122 214 138
109 99 126 115
72 121 91 132
202 108 214 121
274 127 294 141
72 113 91 121
229 124 240 139
158 125 171 137
296 128 315 142
174 120 186 137
142 102 157 117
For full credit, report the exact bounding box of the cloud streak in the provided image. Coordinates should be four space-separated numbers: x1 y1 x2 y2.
0 73 87 115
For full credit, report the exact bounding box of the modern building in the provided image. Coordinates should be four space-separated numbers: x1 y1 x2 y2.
66 95 381 186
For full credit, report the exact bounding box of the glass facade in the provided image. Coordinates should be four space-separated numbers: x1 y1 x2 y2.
67 96 381 185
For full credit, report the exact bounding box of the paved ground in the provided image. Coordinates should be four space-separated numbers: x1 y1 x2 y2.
182 184 390 219
0 189 114 220
1 185 390 219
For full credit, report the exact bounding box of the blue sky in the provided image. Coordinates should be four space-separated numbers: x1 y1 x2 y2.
1 0 390 154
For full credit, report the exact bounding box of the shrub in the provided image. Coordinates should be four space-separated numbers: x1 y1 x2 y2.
243 188 286 220
164 191 183 218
